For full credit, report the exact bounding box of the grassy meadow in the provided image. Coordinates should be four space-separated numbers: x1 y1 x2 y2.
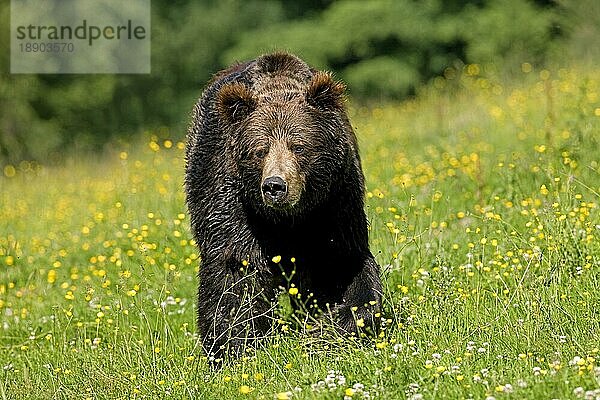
1 65 600 399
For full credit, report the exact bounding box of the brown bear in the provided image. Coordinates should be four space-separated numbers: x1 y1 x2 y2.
185 52 381 360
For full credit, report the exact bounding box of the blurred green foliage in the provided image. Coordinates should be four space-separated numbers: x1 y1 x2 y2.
0 0 596 162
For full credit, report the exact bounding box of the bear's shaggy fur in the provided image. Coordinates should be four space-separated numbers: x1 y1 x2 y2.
185 52 381 359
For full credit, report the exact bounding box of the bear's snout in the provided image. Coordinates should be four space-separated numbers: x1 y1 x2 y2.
262 176 288 205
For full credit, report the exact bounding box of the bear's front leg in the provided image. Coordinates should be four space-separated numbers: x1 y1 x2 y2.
197 256 275 361
334 255 382 335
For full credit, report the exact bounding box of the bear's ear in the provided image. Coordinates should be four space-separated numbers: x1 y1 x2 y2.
306 71 345 111
216 83 257 124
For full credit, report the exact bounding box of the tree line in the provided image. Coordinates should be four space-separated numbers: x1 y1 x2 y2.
0 0 596 162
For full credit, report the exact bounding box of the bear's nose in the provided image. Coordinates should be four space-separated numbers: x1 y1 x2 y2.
262 176 287 202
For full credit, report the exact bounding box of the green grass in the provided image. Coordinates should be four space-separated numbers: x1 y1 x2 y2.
1 64 600 399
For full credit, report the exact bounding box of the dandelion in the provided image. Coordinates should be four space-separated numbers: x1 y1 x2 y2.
149 141 160 152
239 385 252 394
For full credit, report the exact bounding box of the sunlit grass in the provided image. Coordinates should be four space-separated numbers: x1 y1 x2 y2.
1 64 600 399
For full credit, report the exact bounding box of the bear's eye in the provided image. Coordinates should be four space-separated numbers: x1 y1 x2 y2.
253 148 267 159
291 145 305 154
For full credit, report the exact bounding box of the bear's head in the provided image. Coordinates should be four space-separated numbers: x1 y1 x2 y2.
216 69 349 219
